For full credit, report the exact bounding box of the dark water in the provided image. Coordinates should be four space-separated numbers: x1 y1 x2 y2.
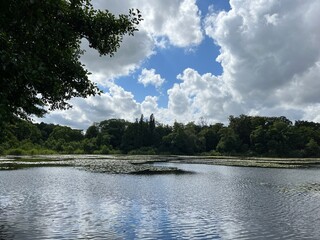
1 164 320 239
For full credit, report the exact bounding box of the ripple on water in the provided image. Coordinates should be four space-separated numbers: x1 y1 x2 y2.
1 166 320 239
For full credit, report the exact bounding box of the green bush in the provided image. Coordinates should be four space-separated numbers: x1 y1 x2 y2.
0 146 4 155
63 145 75 154
128 147 157 155
6 148 26 155
100 146 111 154
287 150 304 158
92 146 120 155
209 150 221 156
28 148 39 155
74 149 85 154
109 149 122 155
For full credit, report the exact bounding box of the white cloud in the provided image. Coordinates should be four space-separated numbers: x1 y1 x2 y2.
80 32 155 86
158 0 203 47
301 104 320 123
132 0 203 48
37 83 142 129
204 0 320 120
138 68 165 88
276 62 320 105
168 84 190 116
167 68 242 123
141 96 159 116
264 13 279 26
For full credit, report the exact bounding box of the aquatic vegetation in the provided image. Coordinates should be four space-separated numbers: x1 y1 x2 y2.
0 155 191 174
1 155 320 173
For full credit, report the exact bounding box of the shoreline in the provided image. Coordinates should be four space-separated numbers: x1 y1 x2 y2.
1 155 320 174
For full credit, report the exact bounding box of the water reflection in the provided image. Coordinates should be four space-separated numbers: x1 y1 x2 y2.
1 165 320 239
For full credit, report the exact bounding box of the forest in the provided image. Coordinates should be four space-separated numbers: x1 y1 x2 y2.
1 114 320 158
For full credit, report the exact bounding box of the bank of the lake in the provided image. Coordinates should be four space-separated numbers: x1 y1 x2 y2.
1 155 320 174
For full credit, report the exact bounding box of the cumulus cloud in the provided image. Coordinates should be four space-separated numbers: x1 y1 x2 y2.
80 32 155 86
37 83 141 129
132 0 203 48
80 0 203 85
167 68 242 123
138 68 165 88
141 96 159 116
146 0 203 47
205 0 320 120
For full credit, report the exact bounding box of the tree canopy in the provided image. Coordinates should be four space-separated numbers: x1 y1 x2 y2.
0 0 142 123
2 114 320 158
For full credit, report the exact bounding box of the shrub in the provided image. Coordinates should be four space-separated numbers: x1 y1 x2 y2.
63 145 75 154
0 146 4 155
6 148 26 155
73 149 85 154
28 148 39 155
109 149 122 155
100 146 111 154
209 150 221 156
128 147 157 155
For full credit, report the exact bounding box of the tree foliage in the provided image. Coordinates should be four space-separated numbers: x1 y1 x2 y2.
1 114 320 157
0 0 142 122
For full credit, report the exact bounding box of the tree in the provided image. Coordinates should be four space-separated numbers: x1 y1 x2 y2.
229 115 253 150
0 0 142 122
99 119 127 148
266 120 291 156
85 124 99 139
121 121 139 152
148 114 156 145
305 139 320 157
12 119 42 143
250 125 268 154
154 123 172 149
161 122 198 154
36 122 56 141
199 123 223 152
47 125 83 143
216 127 241 154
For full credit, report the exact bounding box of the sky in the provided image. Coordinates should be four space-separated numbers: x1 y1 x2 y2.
37 0 320 130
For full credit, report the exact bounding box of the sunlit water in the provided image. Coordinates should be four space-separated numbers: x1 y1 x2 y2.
1 163 320 239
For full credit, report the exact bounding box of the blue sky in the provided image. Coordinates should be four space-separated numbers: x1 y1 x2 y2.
38 0 320 130
116 36 224 106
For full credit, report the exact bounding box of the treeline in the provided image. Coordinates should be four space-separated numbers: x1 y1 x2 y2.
1 114 320 157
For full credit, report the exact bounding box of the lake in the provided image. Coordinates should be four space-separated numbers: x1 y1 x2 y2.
1 163 320 239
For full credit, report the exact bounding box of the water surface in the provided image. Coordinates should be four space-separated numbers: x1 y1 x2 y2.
1 164 320 239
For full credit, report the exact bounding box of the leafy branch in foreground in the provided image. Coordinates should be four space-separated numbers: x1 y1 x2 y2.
0 0 142 123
